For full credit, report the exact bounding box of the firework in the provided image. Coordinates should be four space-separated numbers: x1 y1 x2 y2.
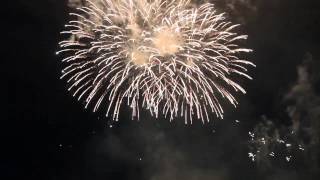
57 0 255 123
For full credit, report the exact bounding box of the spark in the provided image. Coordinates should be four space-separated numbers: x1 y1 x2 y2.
269 152 275 157
248 131 255 138
248 152 256 161
285 155 292 162
298 145 304 151
277 139 285 144
57 0 255 123
285 143 292 147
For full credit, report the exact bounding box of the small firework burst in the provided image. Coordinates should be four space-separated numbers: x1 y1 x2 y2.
57 0 255 123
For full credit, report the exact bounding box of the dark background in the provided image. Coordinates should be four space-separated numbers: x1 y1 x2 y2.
5 0 320 179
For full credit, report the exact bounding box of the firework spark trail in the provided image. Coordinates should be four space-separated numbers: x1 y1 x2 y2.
57 0 255 123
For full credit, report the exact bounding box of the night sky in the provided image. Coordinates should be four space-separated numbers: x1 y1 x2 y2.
5 0 320 179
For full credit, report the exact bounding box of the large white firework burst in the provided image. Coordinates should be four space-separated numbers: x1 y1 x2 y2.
57 0 255 123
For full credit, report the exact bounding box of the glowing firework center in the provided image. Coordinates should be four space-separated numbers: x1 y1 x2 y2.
58 0 255 123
